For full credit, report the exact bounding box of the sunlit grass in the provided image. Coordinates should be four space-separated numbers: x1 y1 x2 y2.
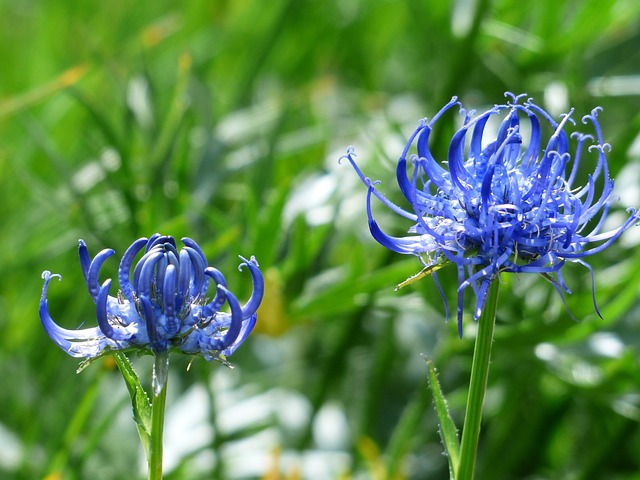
2 1 640 478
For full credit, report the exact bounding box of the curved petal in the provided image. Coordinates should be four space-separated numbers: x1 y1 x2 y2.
396 122 428 203
339 149 417 221
78 240 91 283
238 256 264 319
146 233 162 251
137 251 165 299
118 237 148 304
367 184 429 255
39 271 111 358
190 286 244 355
86 248 115 301
202 267 228 310
95 279 139 344
163 264 179 337
217 286 243 349
177 249 192 308
133 248 163 293
140 295 164 352
96 279 116 339
223 314 257 357
181 237 208 265
184 246 206 297
147 234 174 252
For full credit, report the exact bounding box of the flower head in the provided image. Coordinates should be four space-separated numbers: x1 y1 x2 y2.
40 234 263 363
341 93 638 336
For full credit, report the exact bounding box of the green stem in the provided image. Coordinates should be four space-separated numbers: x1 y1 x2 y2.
148 371 168 480
456 278 500 480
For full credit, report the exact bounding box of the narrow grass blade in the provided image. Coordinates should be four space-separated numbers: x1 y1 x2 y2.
423 355 460 479
0 64 86 119
112 352 152 458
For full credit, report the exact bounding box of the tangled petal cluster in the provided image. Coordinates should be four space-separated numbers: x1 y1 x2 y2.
342 93 638 335
40 234 263 362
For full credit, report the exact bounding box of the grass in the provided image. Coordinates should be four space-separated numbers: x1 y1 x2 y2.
2 0 640 478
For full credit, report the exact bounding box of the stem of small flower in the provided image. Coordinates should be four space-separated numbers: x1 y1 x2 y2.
456 278 500 480
148 354 169 480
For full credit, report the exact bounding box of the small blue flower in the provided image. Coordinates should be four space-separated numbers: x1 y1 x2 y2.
342 93 638 336
40 234 263 362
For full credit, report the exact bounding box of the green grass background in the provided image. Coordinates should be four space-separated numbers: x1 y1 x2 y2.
2 0 640 478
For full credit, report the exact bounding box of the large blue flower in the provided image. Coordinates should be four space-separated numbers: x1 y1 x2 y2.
40 234 263 363
342 93 638 336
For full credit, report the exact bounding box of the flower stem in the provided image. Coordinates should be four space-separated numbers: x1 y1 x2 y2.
456 278 500 480
148 358 169 480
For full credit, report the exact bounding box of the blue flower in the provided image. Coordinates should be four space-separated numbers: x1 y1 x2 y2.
342 93 638 336
40 234 263 362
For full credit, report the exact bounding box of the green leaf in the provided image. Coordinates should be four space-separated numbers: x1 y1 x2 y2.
112 352 152 459
423 355 460 479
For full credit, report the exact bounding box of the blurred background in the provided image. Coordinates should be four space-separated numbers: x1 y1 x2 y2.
2 0 640 479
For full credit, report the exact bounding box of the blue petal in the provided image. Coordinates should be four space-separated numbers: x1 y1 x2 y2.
366 183 429 255
201 267 228 313
223 314 257 357
137 251 165 299
181 237 208 265
147 234 175 251
140 295 164 352
238 256 264 319
96 279 117 339
118 237 148 304
163 264 179 337
78 240 91 283
39 271 113 357
177 249 191 308
184 246 206 297
86 248 115 301
218 286 243 349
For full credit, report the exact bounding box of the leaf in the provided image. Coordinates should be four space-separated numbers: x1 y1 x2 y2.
76 347 149 374
423 355 460 479
112 352 152 459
